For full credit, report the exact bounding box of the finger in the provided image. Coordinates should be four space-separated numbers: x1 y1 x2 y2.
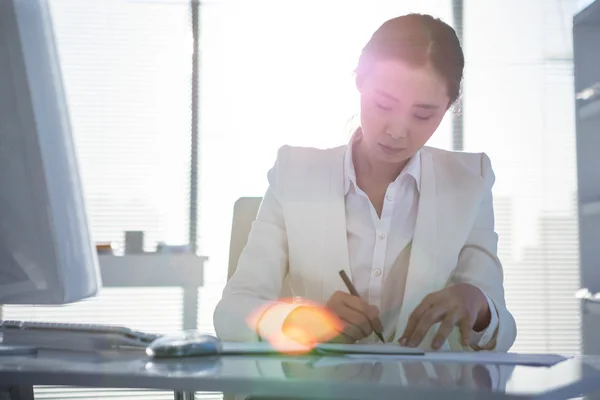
336 306 373 338
340 321 366 342
459 313 477 347
341 294 371 315
432 313 458 350
341 296 381 335
400 294 440 344
408 305 448 347
367 305 384 333
326 291 349 308
329 332 357 344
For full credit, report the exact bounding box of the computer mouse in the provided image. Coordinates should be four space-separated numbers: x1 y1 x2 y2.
146 331 222 358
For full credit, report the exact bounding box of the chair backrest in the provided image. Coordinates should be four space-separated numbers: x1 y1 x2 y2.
228 197 292 297
228 197 262 280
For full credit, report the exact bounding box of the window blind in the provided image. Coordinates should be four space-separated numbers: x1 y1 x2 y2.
462 0 582 354
47 0 193 254
2 0 204 398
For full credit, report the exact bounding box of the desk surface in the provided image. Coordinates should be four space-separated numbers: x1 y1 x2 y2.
1 349 600 399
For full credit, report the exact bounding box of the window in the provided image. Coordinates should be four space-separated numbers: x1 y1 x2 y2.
462 0 581 353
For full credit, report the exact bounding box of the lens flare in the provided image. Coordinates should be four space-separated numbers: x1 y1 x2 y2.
247 298 343 354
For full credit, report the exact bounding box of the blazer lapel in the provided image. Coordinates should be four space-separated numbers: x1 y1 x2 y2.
320 146 351 303
393 151 439 343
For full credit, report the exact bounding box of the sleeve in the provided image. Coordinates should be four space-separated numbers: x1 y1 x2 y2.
451 153 517 352
213 146 300 342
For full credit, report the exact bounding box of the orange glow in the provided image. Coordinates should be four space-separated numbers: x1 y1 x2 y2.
247 298 343 354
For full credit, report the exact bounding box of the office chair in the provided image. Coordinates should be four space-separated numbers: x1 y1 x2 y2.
228 197 292 296
226 197 294 400
228 197 262 281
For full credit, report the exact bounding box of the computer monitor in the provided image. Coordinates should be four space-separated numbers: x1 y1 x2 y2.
0 0 101 304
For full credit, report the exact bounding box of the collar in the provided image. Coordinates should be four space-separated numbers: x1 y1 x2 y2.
343 134 422 195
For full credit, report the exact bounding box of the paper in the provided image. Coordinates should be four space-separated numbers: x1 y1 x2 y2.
220 342 424 356
220 342 566 367
316 343 424 355
346 351 568 367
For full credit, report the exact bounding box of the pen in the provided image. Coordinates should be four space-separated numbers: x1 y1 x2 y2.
338 270 385 343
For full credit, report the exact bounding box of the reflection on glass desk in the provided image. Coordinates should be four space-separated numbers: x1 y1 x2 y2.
1 349 600 399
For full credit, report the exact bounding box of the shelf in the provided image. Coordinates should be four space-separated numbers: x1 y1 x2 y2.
98 254 207 288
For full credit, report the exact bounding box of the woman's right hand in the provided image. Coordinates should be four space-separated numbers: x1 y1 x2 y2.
325 291 383 343
281 292 383 345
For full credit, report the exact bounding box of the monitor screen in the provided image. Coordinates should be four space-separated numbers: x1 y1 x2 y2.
0 0 101 304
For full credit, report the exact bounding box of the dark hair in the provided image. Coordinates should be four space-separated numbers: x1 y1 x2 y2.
356 14 464 106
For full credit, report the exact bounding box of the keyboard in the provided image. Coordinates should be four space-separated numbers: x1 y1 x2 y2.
0 320 161 351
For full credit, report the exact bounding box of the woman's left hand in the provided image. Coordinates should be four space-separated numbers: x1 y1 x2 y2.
399 283 491 350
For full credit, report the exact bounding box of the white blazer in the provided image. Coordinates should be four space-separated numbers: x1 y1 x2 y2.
214 144 517 351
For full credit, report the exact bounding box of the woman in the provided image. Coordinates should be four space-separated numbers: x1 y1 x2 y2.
214 13 517 352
